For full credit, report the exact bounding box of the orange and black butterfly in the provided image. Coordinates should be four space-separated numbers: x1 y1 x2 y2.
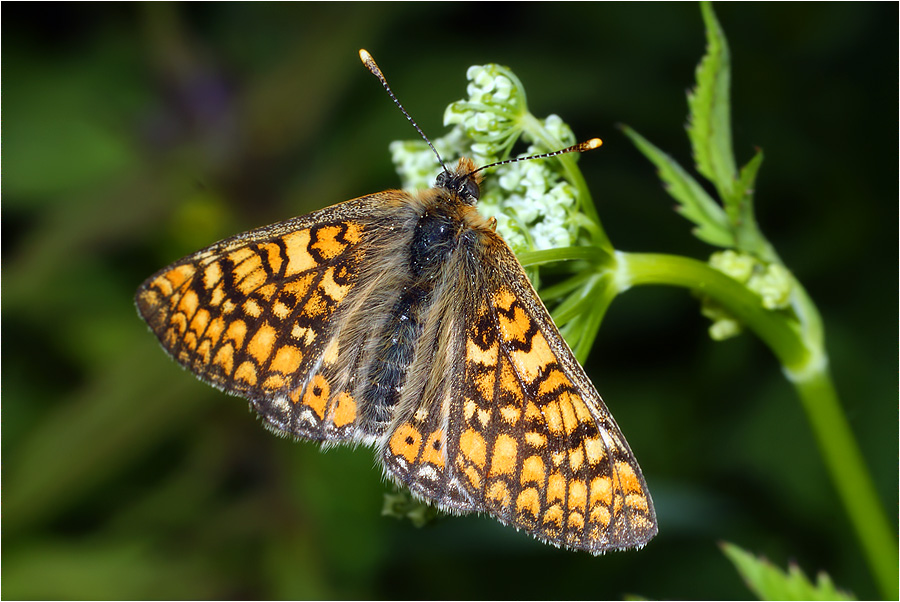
136 49 657 553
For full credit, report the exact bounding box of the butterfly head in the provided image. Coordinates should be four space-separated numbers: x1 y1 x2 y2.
435 157 483 205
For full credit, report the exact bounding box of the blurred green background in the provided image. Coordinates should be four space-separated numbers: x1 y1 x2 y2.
4 3 896 599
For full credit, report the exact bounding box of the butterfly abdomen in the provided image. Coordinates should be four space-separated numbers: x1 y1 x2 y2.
359 208 462 436
361 286 426 433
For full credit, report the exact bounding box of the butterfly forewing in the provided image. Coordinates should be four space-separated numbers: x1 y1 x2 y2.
137 192 403 442
457 233 656 551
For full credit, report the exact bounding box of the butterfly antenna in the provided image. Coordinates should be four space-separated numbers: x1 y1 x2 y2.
359 49 448 173
471 138 603 176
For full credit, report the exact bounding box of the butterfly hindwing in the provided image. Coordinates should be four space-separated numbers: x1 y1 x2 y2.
376 225 481 513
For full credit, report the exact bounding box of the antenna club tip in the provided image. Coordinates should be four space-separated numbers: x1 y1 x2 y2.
359 49 372 64
585 137 603 150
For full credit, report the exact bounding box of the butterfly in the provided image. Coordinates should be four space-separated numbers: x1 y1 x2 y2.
135 49 657 553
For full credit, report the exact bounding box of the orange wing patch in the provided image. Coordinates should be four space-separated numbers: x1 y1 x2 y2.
455 274 656 552
136 219 370 441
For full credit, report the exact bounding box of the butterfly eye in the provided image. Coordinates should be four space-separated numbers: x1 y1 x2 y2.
462 177 480 203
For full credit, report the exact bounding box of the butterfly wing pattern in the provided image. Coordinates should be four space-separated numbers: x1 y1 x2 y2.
137 192 411 443
137 156 657 553
459 233 655 551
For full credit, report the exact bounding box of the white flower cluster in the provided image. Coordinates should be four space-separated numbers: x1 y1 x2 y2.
443 66 521 159
390 63 585 254
389 127 467 192
480 143 580 252
466 64 515 105
541 114 577 147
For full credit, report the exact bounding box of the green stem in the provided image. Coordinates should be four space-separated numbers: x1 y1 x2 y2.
619 251 897 599
518 245 611 268
571 275 617 362
790 370 899 600
551 274 603 327
538 270 597 303
620 252 808 369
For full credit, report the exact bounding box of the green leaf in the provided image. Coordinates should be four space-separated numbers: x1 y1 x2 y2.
381 490 440 528
730 148 762 224
622 125 733 247
687 2 738 200
731 149 779 261
721 542 856 601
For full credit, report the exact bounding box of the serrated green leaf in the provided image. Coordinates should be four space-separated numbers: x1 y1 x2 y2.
721 542 856 601
731 149 776 259
622 125 734 247
726 149 779 262
687 2 738 200
733 148 764 224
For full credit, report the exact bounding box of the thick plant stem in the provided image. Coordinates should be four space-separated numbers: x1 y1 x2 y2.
619 251 896 599
619 252 808 368
791 370 898 600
